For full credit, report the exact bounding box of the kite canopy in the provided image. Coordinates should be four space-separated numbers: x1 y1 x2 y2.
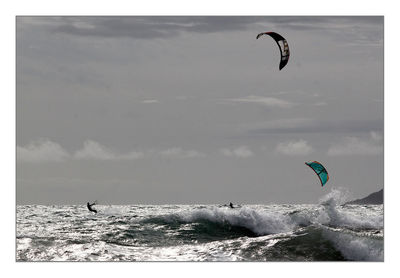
256 31 290 70
305 161 329 187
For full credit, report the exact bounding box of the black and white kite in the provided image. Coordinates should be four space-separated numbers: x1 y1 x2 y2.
256 32 290 70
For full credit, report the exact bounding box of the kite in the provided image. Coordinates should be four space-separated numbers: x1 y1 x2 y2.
305 161 329 187
256 32 290 70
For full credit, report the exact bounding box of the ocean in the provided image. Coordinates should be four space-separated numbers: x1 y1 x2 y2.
16 190 383 262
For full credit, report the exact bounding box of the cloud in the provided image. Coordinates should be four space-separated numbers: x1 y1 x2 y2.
228 95 295 108
220 146 254 158
47 17 383 42
276 139 314 156
159 147 205 158
18 139 207 162
38 16 381 48
327 131 383 156
74 140 117 160
369 131 383 142
17 139 69 163
246 118 315 131
19 16 382 52
120 151 145 160
141 99 159 104
249 118 383 134
74 140 146 160
51 17 271 39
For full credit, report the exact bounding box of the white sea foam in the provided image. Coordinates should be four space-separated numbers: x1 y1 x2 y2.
323 228 383 261
174 206 295 235
315 188 383 230
319 187 351 206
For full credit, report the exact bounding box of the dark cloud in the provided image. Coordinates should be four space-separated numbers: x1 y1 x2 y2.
249 119 383 134
48 16 383 41
54 17 179 39
52 16 263 39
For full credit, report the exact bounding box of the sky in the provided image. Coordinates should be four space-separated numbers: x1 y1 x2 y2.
16 16 384 205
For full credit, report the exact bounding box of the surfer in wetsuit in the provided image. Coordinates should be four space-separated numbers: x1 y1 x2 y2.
229 202 234 209
87 202 97 213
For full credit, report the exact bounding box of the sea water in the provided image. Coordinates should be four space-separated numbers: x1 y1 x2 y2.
16 190 383 261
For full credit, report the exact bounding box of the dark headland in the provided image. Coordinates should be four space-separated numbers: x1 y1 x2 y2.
346 189 383 205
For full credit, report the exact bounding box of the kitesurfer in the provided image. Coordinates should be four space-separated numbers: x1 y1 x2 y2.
87 202 97 213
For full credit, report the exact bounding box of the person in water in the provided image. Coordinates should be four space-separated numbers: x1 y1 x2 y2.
87 202 97 213
229 202 234 209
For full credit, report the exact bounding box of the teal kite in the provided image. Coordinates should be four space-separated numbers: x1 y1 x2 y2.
305 161 329 187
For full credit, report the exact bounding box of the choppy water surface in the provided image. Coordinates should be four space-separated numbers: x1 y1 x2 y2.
17 192 383 261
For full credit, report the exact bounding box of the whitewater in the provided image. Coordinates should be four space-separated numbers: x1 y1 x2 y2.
16 189 383 261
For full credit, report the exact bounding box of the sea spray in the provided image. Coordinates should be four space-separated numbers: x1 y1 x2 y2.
316 188 383 229
319 187 351 206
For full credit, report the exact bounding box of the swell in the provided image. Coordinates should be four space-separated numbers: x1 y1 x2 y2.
140 206 295 236
241 225 383 261
252 226 346 261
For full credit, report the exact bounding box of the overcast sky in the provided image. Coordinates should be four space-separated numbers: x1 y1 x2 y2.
16 16 383 205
